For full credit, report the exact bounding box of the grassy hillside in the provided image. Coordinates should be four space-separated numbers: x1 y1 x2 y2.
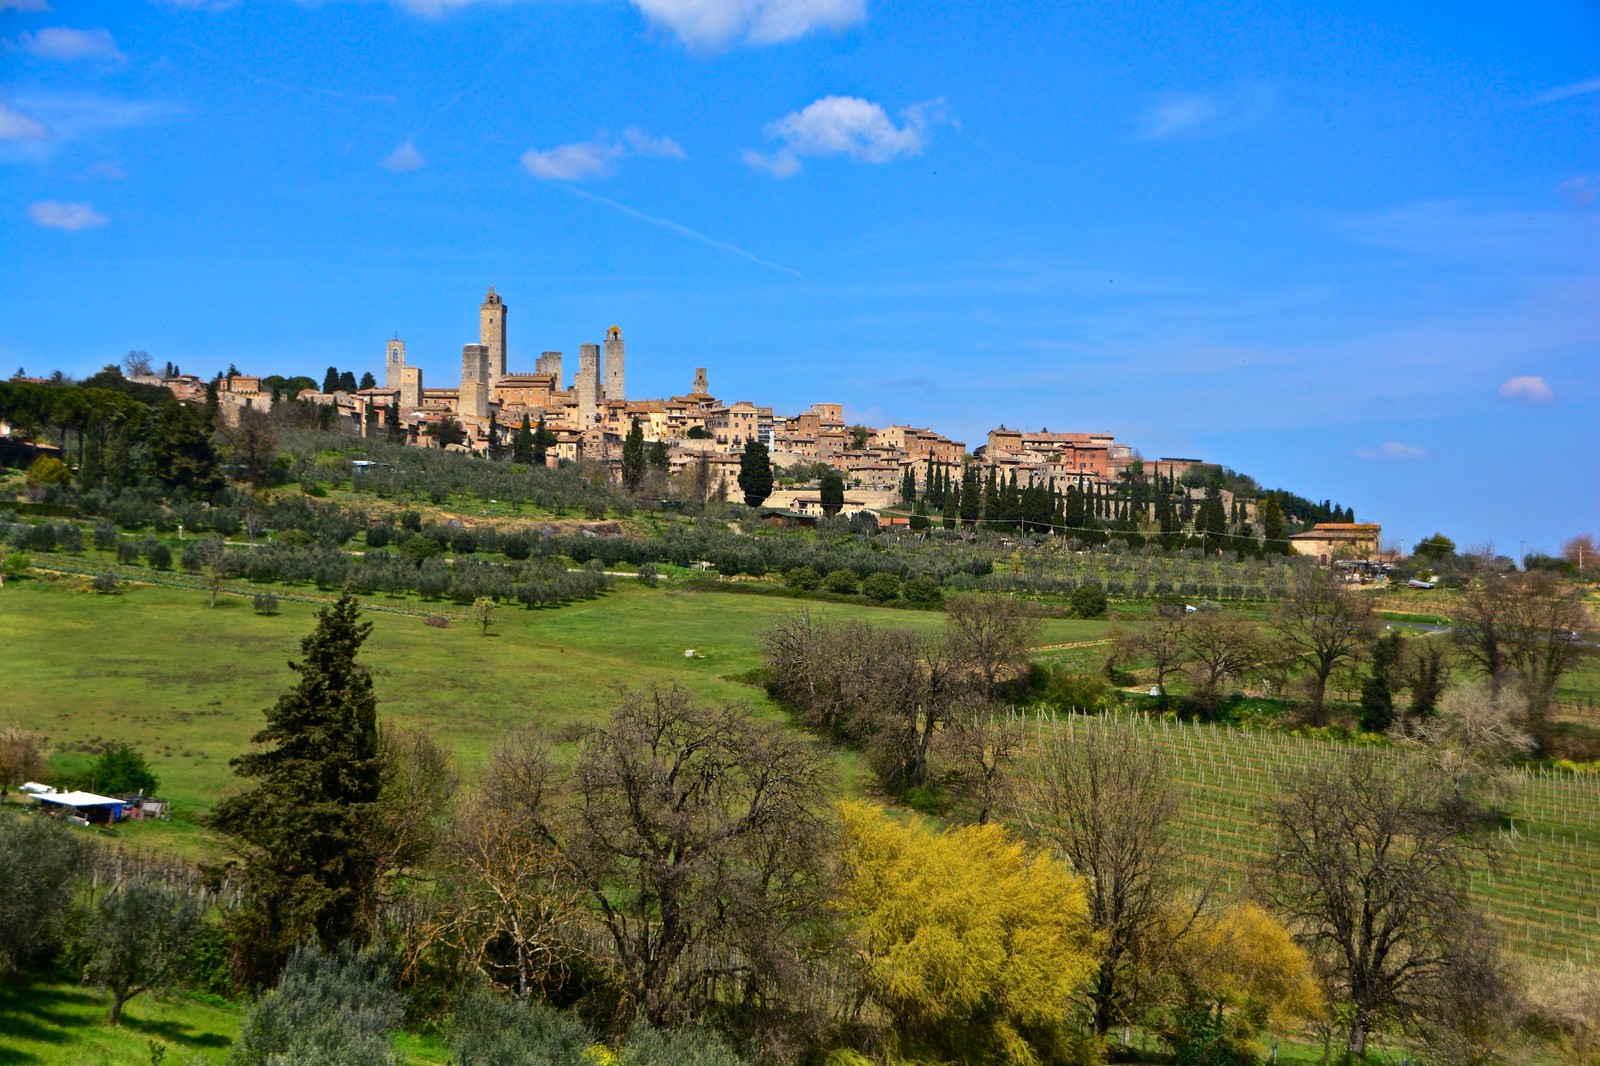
0 574 1104 856
4 572 1595 967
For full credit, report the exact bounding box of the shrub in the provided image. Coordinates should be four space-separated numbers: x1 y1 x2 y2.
902 573 943 604
56 523 83 552
1069 579 1107 619
145 540 173 570
230 945 402 1066
92 570 118 594
861 571 902 603
92 521 118 551
637 562 658 588
364 525 391 549
783 566 821 592
822 568 859 594
253 591 280 616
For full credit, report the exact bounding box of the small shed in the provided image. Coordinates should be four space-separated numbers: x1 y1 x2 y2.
34 790 127 825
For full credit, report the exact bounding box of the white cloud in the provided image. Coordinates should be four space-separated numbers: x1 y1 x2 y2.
1354 441 1428 460
0 100 51 142
522 140 625 181
745 96 940 177
381 140 425 171
1558 175 1597 208
520 127 683 181
1137 83 1274 140
20 27 125 62
629 0 864 49
1498 375 1555 403
0 0 51 10
1526 76 1600 107
28 200 107 230
622 126 685 159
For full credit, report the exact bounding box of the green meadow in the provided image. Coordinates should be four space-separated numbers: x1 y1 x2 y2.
1 574 1108 855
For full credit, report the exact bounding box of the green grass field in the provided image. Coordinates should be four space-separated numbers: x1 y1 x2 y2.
0 573 1107 854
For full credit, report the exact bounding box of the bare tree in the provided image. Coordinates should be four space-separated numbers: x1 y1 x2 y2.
1180 611 1265 720
943 593 1041 698
527 688 832 1030
121 350 153 379
1275 569 1376 726
1137 607 1189 711
370 723 457 890
933 702 1022 825
1454 571 1591 749
1263 754 1481 1060
0 729 45 800
1019 721 1195 1036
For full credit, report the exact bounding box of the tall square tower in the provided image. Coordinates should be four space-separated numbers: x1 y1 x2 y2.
480 287 507 387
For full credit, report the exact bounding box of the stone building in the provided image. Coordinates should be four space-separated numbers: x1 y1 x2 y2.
603 325 625 401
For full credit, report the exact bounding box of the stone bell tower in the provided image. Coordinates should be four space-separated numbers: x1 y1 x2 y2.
480 286 507 387
603 325 625 401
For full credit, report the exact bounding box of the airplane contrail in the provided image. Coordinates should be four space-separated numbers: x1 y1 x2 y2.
559 184 808 281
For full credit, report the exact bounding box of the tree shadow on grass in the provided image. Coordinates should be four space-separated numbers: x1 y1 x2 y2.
0 978 98 1062
125 1012 232 1048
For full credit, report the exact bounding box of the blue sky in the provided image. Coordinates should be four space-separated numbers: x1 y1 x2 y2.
2 0 1596 554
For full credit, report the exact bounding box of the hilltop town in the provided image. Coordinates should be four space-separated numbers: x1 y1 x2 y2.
149 285 1370 553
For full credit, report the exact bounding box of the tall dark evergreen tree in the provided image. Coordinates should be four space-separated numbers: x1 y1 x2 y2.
531 415 550 466
621 417 647 492
149 402 223 495
958 465 981 526
512 414 534 465
486 414 505 461
737 438 774 508
337 371 358 394
942 486 959 529
209 595 383 985
818 469 845 517
321 367 340 394
358 371 376 391
646 440 670 471
1360 632 1403 734
899 465 917 507
385 401 406 444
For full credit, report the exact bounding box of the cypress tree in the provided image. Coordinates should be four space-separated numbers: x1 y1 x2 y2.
321 367 340 394
737 438 774 508
209 594 383 984
959 465 981 526
386 401 406 444
942 487 959 529
512 415 534 465
621 417 646 492
899 465 917 508
531 415 549 466
486 414 505 460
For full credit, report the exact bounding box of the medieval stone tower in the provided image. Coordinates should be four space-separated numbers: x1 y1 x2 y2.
603 325 625 401
693 367 709 397
386 337 422 408
385 338 406 390
536 350 563 385
577 343 600 426
460 343 490 420
480 287 507 387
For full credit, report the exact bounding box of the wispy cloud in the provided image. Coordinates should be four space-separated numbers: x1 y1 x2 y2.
7 93 185 141
0 99 51 142
1136 83 1275 140
1525 75 1600 107
1354 441 1428 460
744 96 943 178
629 0 864 49
381 140 425 171
558 184 806 280
520 126 683 181
28 200 106 230
20 27 125 62
1558 175 1597 208
1498 375 1555 403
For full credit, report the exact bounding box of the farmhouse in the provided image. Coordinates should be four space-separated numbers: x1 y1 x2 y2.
1289 522 1382 565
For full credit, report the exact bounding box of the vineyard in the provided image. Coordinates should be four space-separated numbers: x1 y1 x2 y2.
1020 712 1600 965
